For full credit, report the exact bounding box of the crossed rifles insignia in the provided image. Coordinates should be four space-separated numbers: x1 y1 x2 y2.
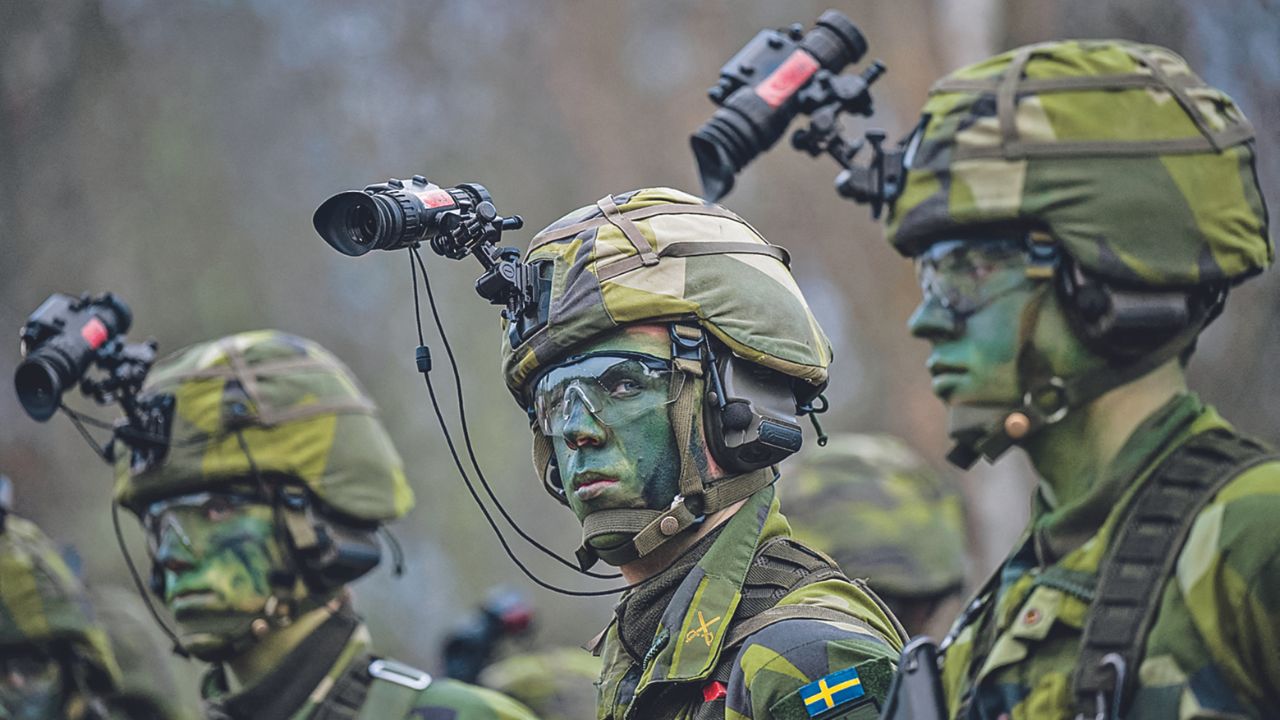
684 611 722 647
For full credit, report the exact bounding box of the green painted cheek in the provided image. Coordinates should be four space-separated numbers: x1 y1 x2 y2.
161 511 282 613
943 291 1026 406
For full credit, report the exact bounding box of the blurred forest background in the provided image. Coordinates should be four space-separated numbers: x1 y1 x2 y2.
2 0 1276 704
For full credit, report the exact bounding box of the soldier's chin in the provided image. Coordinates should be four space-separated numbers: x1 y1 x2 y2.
175 615 260 661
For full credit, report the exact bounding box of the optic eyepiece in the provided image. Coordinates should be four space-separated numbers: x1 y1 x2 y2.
14 293 133 422
314 191 412 257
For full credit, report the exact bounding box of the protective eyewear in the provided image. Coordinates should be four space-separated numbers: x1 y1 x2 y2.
915 238 1036 318
532 353 685 437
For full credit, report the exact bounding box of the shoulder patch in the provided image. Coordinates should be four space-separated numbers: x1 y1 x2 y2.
798 666 867 717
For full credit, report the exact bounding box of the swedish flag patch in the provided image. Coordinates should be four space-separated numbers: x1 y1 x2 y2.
798 666 866 717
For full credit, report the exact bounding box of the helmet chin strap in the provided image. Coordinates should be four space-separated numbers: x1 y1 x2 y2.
944 284 1208 469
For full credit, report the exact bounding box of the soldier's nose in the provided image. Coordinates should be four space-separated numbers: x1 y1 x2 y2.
561 400 606 450
908 295 961 342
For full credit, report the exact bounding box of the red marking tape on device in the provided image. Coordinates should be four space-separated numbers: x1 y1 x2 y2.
756 50 820 107
81 318 109 349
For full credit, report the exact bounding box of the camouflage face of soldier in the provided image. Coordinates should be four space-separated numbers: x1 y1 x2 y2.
907 238 1097 409
534 325 685 548
0 650 66 720
144 492 293 659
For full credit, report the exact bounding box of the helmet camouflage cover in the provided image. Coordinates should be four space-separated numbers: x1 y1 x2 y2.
781 433 967 598
113 330 413 522
888 39 1272 287
478 647 601 720
0 515 120 690
500 187 832 400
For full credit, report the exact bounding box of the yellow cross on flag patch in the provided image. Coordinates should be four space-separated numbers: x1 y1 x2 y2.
799 666 865 717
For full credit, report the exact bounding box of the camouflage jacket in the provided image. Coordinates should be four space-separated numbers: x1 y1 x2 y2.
589 486 904 720
202 609 536 720
940 394 1280 719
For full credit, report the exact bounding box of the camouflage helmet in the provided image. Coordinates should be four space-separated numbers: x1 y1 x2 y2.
888 40 1272 286
501 187 832 400
781 433 967 598
0 515 121 691
113 330 413 522
477 647 601 720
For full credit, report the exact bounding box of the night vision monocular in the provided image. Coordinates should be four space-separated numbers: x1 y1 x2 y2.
692 9 907 217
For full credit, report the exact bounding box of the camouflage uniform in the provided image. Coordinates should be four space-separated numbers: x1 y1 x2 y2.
504 188 906 719
885 41 1277 719
112 331 536 720
0 513 139 720
781 433 968 637
478 647 601 720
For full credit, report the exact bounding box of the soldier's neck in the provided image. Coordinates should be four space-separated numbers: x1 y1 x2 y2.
226 605 335 689
620 498 748 584
1023 360 1186 510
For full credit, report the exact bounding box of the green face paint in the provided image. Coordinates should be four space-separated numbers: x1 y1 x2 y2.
143 492 289 658
0 651 66 720
909 239 1100 410
535 326 683 547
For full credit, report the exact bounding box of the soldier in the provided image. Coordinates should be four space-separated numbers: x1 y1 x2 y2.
501 188 907 719
0 508 134 720
881 40 1277 718
781 433 968 638
109 331 537 720
477 648 601 720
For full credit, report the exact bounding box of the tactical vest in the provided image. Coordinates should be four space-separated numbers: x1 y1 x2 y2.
310 655 432 720
636 535 907 720
947 428 1276 720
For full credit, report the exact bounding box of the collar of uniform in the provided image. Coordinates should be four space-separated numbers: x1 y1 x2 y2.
639 480 782 685
204 607 364 720
1031 392 1208 564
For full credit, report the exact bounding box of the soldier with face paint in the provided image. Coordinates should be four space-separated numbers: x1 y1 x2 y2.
876 41 1279 719
0 507 142 720
110 331 537 720
501 188 907 719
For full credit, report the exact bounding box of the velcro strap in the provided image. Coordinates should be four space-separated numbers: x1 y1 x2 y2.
597 194 659 266
528 203 744 251
594 240 790 282
281 506 320 550
660 242 790 267
580 501 701 567
701 469 778 514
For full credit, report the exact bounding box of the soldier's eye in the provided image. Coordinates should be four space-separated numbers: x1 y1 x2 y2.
608 378 643 398
204 498 235 522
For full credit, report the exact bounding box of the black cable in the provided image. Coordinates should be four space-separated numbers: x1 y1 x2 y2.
379 527 406 577
111 501 190 658
61 406 111 462
410 247 620 580
406 250 632 596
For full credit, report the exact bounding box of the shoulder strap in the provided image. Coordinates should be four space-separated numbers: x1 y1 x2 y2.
1073 429 1277 718
722 537 908 649
310 655 432 720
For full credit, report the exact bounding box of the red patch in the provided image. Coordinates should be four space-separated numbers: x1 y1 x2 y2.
702 681 727 702
416 189 456 208
80 318 109 349
755 50 820 107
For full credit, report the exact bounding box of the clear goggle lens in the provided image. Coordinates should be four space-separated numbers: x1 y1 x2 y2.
915 239 1030 316
533 355 685 437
